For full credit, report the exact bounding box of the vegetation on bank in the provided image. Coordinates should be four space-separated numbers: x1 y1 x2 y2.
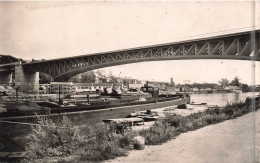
24 102 257 162
139 102 254 145
24 116 136 162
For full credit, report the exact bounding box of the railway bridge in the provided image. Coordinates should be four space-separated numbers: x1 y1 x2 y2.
1 30 260 93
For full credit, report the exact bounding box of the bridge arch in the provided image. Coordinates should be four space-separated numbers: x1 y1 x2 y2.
55 55 255 81
21 30 260 82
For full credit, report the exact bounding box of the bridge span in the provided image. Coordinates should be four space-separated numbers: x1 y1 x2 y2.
0 30 260 92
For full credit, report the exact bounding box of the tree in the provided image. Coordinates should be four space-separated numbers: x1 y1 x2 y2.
39 73 52 84
218 78 229 89
95 69 106 77
230 76 241 87
69 71 96 83
81 71 95 83
242 84 249 92
108 71 121 83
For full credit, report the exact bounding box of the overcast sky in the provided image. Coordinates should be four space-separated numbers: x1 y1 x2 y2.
0 1 260 85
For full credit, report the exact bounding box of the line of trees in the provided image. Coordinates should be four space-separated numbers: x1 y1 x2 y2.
68 70 120 83
39 71 250 92
218 77 249 91
178 83 218 90
176 76 249 92
39 70 128 84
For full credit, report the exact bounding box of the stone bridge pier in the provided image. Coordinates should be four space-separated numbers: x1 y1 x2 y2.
15 65 39 93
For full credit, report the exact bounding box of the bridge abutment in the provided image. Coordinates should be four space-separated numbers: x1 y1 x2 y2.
0 72 13 85
0 72 13 84
15 65 39 93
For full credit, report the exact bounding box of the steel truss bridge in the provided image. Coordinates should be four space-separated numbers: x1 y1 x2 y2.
20 30 260 81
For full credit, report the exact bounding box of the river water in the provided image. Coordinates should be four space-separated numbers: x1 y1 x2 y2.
190 92 260 106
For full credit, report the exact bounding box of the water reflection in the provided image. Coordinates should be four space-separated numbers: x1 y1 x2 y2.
190 92 259 106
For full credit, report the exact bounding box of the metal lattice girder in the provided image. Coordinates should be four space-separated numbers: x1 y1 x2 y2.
21 30 260 81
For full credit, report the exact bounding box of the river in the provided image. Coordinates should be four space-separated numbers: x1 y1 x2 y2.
190 92 260 106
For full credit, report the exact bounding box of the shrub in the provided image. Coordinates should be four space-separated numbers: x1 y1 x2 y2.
189 112 203 119
25 116 130 162
26 101 255 161
192 118 207 128
165 114 182 128
139 122 176 145
177 120 193 132
118 131 137 148
81 130 128 161
79 141 127 161
76 123 129 161
26 115 87 159
205 106 221 115
221 107 234 117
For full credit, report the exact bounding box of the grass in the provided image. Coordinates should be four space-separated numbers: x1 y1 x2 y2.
24 116 136 162
139 122 178 145
145 102 253 145
24 101 258 162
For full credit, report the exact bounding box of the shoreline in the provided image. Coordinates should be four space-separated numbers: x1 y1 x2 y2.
0 97 189 155
105 109 260 163
2 96 259 162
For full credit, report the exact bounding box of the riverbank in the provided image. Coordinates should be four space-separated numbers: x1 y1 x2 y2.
0 97 189 148
106 109 260 163
17 97 259 162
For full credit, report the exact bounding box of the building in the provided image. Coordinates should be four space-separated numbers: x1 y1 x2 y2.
256 85 260 92
98 76 112 83
127 79 142 90
170 78 175 86
179 86 190 92
74 83 113 94
50 82 75 94
192 87 200 92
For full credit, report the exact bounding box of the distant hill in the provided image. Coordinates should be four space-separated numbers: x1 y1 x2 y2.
0 54 26 64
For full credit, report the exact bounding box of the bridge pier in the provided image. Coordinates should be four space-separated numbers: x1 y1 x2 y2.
0 72 13 85
15 65 39 93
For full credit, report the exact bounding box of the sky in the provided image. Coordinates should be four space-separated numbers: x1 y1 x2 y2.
0 1 260 85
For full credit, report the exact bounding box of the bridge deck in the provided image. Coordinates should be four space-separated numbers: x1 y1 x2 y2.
1 30 260 81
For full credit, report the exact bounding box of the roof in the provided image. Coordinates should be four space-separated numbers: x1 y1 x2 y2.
103 118 144 124
50 82 73 85
113 83 123 86
74 83 113 87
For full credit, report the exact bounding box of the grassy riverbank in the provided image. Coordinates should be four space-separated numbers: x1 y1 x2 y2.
139 102 254 145
23 102 257 162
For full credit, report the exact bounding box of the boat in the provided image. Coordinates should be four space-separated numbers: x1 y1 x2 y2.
0 86 190 153
103 117 144 126
0 85 190 148
0 84 187 117
190 102 207 105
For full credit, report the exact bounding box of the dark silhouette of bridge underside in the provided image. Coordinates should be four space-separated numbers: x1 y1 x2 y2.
22 30 260 81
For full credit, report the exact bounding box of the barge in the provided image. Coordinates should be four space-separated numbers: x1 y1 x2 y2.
0 85 189 118
0 85 190 151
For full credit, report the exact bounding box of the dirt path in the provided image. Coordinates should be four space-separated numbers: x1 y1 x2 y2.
105 110 260 163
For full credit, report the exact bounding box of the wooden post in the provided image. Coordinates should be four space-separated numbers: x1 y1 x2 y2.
16 87 18 102
58 85 61 114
